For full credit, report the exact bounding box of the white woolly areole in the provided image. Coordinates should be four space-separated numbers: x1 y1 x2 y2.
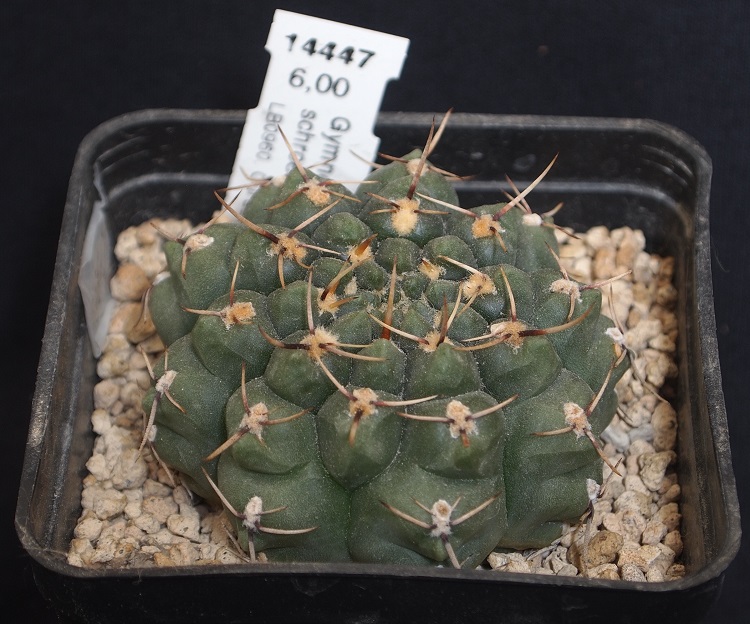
242 496 264 531
446 400 477 439
522 213 543 227
463 272 496 299
421 330 452 353
586 478 601 503
271 175 286 187
471 213 505 240
563 402 591 438
302 179 330 206
153 270 170 286
240 402 270 438
349 387 379 419
317 292 342 317
605 326 626 346
429 500 454 538
220 301 257 329
419 258 443 281
549 278 581 300
301 326 340 360
347 243 373 267
184 233 214 254
391 198 420 235
406 158 428 177
155 370 177 393
270 234 308 264
489 320 527 351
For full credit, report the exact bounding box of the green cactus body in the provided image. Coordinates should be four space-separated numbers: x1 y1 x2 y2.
144 146 627 568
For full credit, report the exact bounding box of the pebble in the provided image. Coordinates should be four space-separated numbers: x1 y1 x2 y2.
127 306 156 343
626 319 663 352
148 528 186 548
585 226 612 251
587 563 620 580
92 489 128 521
601 420 630 452
110 264 151 301
85 453 110 482
659 483 681 506
165 542 200 566
120 381 144 408
628 423 654 444
614 491 652 518
550 557 578 576
114 227 140 263
654 503 681 532
68 538 95 567
138 333 166 354
89 535 119 564
143 478 173 498
620 563 647 582
74 514 104 541
134 513 163 535
570 530 623 569
643 543 677 575
625 439 656 474
111 449 149 490
591 499 611 528
123 490 143 520
109 302 142 334
143 495 179 524
621 395 655 428
652 402 678 451
618 509 647 543
646 567 665 582
665 563 686 580
624 474 650 496
166 511 202 542
664 531 683 557
93 379 122 410
487 552 532 573
69 220 685 582
639 451 676 491
215 546 249 565
641 519 668 545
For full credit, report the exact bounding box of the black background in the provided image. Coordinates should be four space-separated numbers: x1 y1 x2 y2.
3 1 747 621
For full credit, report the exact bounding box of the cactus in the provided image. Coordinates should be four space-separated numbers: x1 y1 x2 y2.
143 117 628 568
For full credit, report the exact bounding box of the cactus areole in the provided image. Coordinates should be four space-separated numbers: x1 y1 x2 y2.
144 119 628 568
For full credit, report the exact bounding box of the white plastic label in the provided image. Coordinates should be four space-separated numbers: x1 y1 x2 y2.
227 10 410 197
79 194 116 358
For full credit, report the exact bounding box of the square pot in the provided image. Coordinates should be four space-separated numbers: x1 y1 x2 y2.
16 110 740 623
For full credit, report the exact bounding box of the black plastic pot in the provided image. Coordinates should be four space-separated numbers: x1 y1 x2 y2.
16 110 741 623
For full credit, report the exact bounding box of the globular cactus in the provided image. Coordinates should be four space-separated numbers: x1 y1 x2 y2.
143 119 628 568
